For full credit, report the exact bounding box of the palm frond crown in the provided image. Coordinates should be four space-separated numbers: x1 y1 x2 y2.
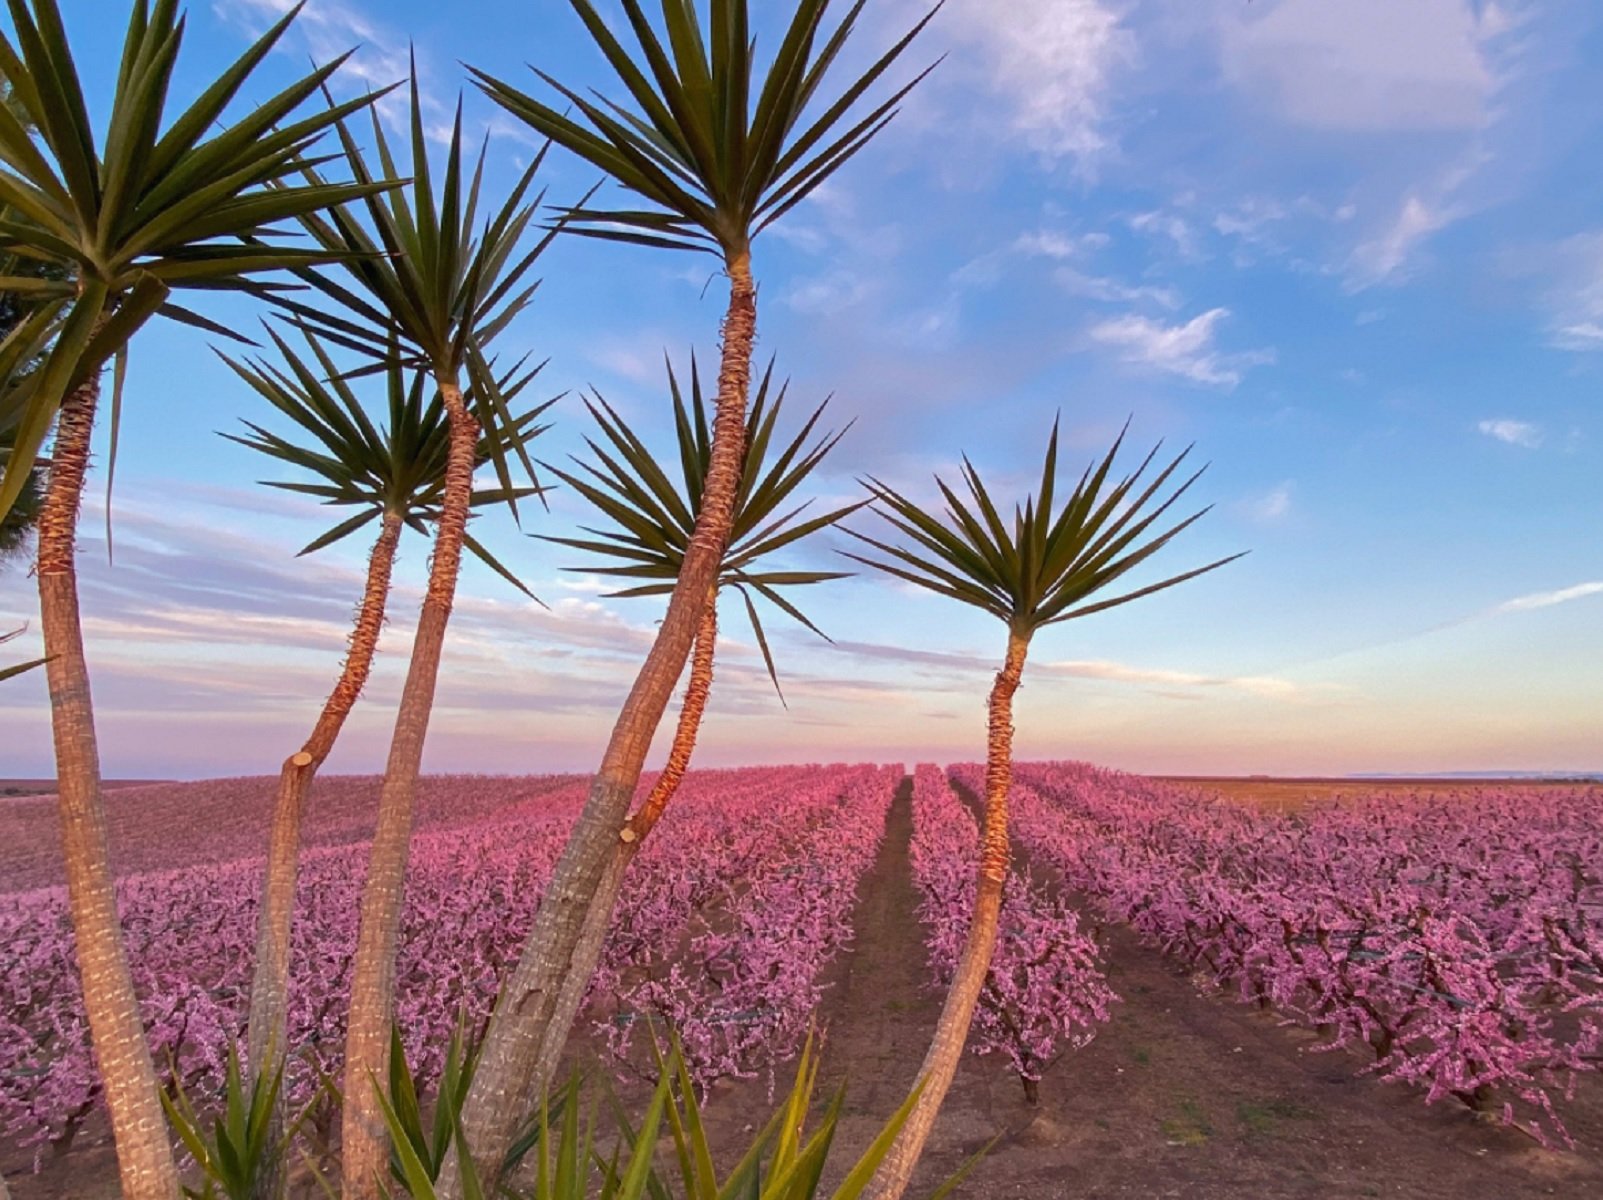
472 0 942 259
263 69 559 507
0 0 399 517
843 419 1245 638
220 326 553 595
541 353 861 693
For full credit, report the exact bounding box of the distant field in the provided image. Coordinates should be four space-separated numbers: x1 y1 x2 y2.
0 779 170 797
1153 774 1594 811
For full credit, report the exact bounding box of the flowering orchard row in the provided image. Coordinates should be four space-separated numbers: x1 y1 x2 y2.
591 765 900 1086
0 773 583 893
908 765 1113 1099
0 765 890 1163
999 760 1603 1145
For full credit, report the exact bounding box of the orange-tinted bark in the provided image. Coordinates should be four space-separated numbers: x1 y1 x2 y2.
38 379 181 1198
866 628 1029 1200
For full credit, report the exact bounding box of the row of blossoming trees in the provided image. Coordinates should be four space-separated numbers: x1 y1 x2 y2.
0 2 1234 1198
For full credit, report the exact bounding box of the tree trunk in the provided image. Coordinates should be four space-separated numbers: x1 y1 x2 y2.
529 587 719 1093
246 509 402 1200
37 379 182 1198
866 628 1030 1200
340 386 478 1200
442 254 756 1197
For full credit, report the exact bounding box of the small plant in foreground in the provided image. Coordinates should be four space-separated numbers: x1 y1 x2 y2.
379 1031 984 1200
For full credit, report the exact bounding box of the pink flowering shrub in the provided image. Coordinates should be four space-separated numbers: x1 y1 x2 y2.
0 767 893 1164
1006 759 1603 1144
908 764 1114 1098
589 765 898 1090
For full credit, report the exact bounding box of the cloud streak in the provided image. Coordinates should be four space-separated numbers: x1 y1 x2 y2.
1088 308 1274 388
1477 418 1543 448
1491 582 1603 615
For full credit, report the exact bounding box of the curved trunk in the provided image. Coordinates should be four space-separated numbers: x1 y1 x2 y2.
245 509 402 1200
444 254 756 1196
38 380 181 1198
340 386 478 1200
530 588 719 1092
866 628 1030 1200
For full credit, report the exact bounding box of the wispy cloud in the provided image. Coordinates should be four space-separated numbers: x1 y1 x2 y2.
1348 194 1456 288
1491 582 1603 615
215 0 410 93
1128 210 1200 259
1476 418 1543 448
1217 0 1521 133
1087 308 1274 388
923 0 1135 169
1240 482 1294 524
826 639 1318 703
1537 231 1603 351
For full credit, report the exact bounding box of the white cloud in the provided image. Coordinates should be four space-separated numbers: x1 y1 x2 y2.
1349 195 1454 287
216 0 409 92
1041 659 1306 701
1218 0 1521 132
1491 582 1603 615
1476 418 1543 448
1240 482 1293 524
1129 211 1200 259
1554 322 1603 350
784 269 876 315
931 0 1135 167
1539 232 1603 351
1087 308 1274 388
1055 268 1181 309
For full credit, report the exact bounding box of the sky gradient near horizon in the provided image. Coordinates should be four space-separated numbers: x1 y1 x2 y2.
2 0 1600 779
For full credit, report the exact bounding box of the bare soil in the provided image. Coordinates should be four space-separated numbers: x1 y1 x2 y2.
6 774 1602 1199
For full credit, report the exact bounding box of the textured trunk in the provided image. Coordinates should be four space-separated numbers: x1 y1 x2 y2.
340 386 478 1200
530 588 719 1092
866 629 1029 1200
38 379 181 1198
246 510 401 1200
442 254 756 1196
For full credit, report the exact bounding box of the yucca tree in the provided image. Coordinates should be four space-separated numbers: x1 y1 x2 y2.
263 77 559 1199
450 6 937 1185
529 354 858 1088
0 4 389 1193
844 421 1243 1200
221 327 549 1198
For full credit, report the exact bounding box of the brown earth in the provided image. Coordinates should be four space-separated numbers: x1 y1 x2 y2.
6 773 1602 1198
1157 775 1596 813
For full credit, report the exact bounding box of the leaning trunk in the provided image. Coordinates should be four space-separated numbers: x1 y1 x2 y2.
339 388 478 1200
530 587 719 1090
246 509 402 1200
866 628 1029 1200
443 253 756 1195
37 379 182 1198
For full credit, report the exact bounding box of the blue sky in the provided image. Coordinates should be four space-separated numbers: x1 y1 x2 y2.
2 0 1600 778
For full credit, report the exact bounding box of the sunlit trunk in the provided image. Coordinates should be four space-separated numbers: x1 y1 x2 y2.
246 509 401 1200
37 378 181 1198
866 628 1030 1200
340 384 477 1200
443 253 755 1196
530 588 719 1091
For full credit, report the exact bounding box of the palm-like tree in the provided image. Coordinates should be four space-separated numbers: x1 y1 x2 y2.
221 327 549 1197
528 355 857 1089
0 5 388 1193
452 5 937 1181
843 422 1243 1200
265 78 558 1198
